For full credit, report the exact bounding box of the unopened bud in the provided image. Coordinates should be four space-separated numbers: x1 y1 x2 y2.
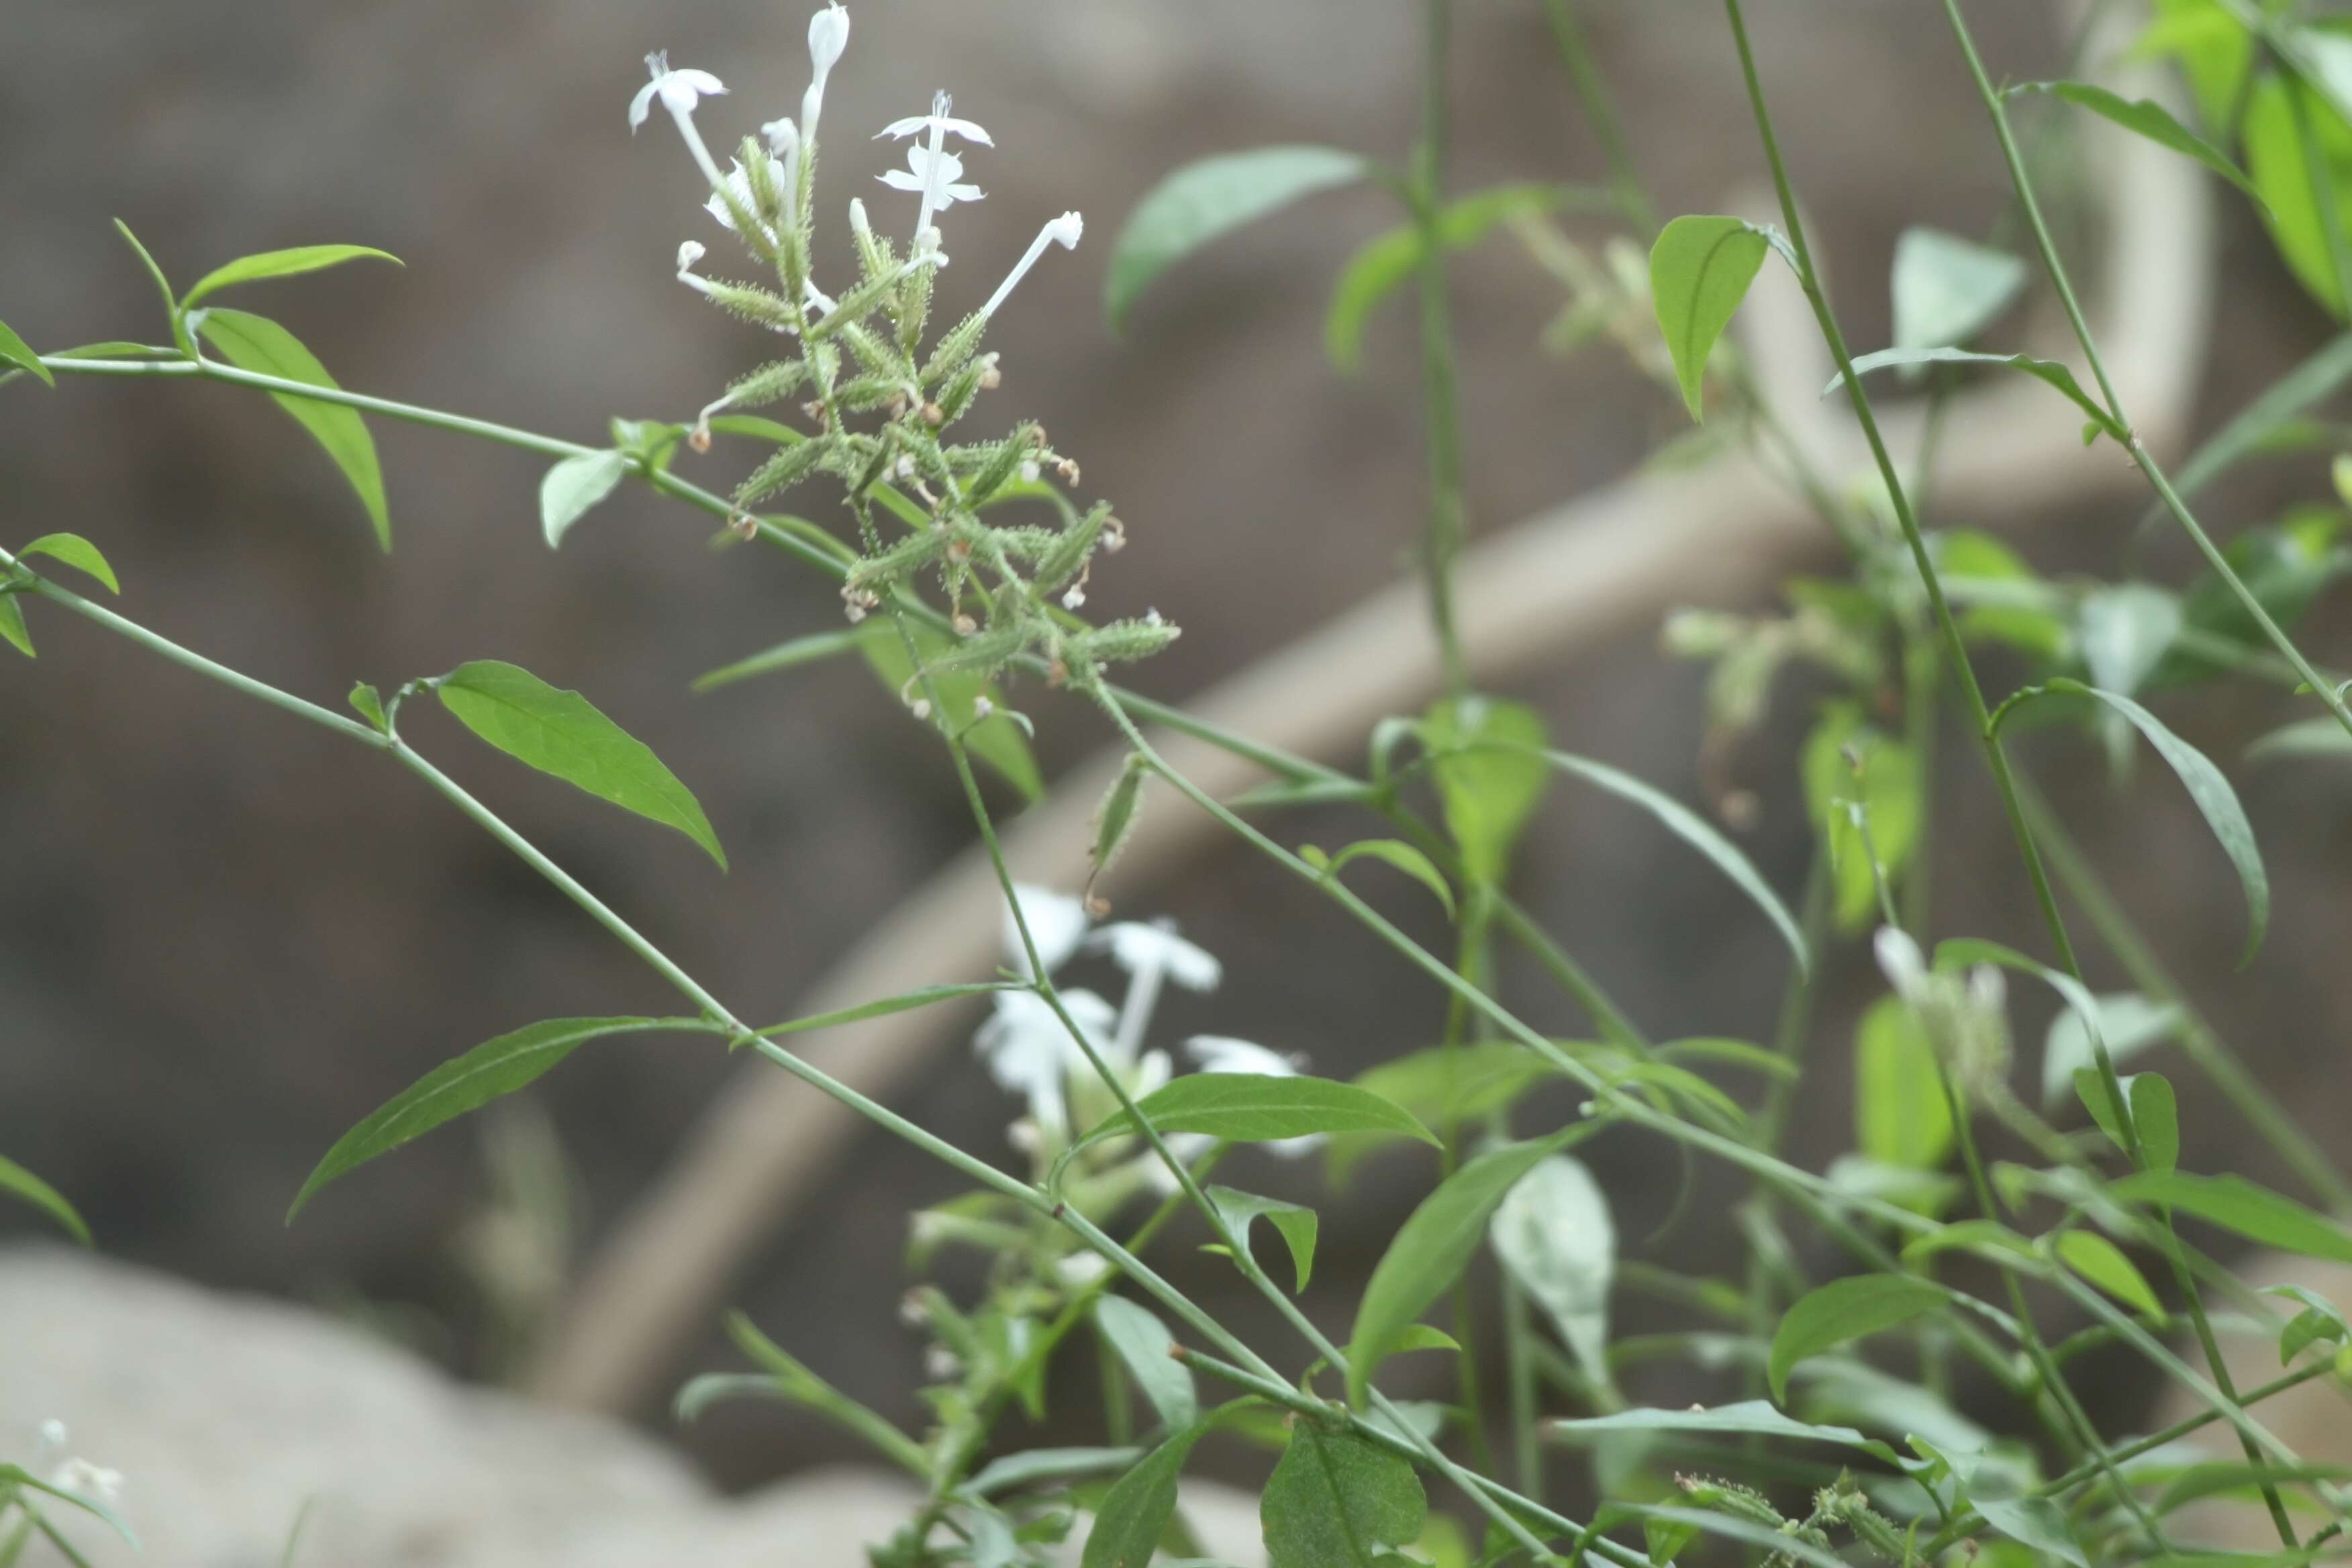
922 402 944 426
972 695 993 718
688 421 713 454
910 698 932 720
977 354 1001 390
952 614 978 635
1019 460 1041 483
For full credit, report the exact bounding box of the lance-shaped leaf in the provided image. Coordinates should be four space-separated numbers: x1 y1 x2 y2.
1489 1155 1616 1389
694 626 876 691
540 450 630 549
2108 1171 2352 1264
0 316 52 387
1326 183 1576 373
1828 346 2124 443
1259 1423 1427 1568
1536 747 1806 971
1767 1275 1947 1403
1105 146 1366 332
1551 1403 1904 1465
1651 215 1773 420
2040 993 2179 1106
0 1153 91 1246
1091 1296 1197 1432
2047 678 2268 965
194 306 391 549
1077 1074 1436 1155
2053 1230 2164 1318
181 244 403 308
1349 1135 1567 1405
436 658 728 867
1300 838 1456 919
1081 1422 1208 1568
290 1016 690 1218
1421 695 1549 885
2008 81 2261 206
0 596 32 658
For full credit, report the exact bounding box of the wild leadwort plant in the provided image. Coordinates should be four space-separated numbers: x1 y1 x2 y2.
9 3 2352 1567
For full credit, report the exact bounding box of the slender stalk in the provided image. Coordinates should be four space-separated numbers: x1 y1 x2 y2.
1540 0 1656 235
1934 0 2352 746
1412 0 1473 700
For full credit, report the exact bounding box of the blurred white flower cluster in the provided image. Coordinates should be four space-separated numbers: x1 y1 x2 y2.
977 886 1314 1187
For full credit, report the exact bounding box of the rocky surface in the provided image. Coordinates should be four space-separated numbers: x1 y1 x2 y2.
0 1245 1262 1565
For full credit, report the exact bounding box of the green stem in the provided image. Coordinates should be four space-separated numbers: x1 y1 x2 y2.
1413 0 1473 700
1540 0 1657 235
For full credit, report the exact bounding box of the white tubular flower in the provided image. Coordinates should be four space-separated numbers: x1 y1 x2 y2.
1090 921 1220 992
1185 1035 1304 1077
802 3 850 144
630 53 731 193
1871 924 2011 1091
973 987 1117 1137
981 211 1083 320
1004 883 1089 978
877 92 989 246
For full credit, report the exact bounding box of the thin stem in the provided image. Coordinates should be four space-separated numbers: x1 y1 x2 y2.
1540 0 1656 234
1412 0 1473 700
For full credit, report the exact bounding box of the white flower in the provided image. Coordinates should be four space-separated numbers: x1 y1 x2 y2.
981 211 1083 320
880 145 985 211
877 92 993 148
50 1457 124 1505
675 241 716 298
36 1420 66 1453
632 52 732 194
1185 1035 1304 1077
924 1345 965 1381
802 3 850 142
629 52 727 131
1004 883 1089 978
973 987 1117 1136
1873 926 1929 1006
1055 1251 1112 1289
1089 921 1220 992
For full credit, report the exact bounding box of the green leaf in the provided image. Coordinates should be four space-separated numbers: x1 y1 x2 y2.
1105 146 1366 332
695 625 877 692
540 450 630 550
0 317 52 387
17 534 119 595
748 982 1016 1044
1260 1424 1428 1568
2130 0 2253 132
1301 839 1456 920
2243 76 2350 319
1090 754 1148 893
1767 1275 1946 1403
1549 1402 1902 1465
193 307 390 549
2108 1171 2352 1263
436 658 727 868
1081 1423 1207 1568
2055 1230 2164 1318
181 244 402 308
0 1154 90 1246
2072 1067 2141 1155
1325 184 1569 373
1650 215 1771 420
347 682 388 732
1092 1296 1197 1432
2010 81 2261 205
1330 1044 1557 1185
1974 1494 2088 1568
1828 347 2123 442
1349 1136 1565 1405
1489 1155 1616 1389
2269 1284 2347 1364
2040 993 2179 1106
1079 1074 1438 1155
1855 995 1955 1173
0 1464 140 1551
1420 696 1549 885
968 1447 1146 1498
2161 334 2352 513
861 622 1043 803
1891 229 2026 357
290 1016 681 1218
0 595 34 658
2133 1072 2180 1176
1208 1185 1319 1293
1902 1218 2037 1267
2046 679 2267 965
1540 747 1806 970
